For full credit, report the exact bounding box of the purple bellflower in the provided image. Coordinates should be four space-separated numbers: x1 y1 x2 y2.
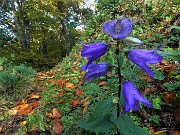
122 80 153 114
79 41 108 69
103 16 136 39
128 46 162 78
81 63 108 82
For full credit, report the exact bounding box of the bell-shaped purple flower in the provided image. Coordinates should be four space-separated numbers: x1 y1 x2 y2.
128 46 162 78
81 63 108 82
79 41 108 69
122 81 153 114
103 16 136 39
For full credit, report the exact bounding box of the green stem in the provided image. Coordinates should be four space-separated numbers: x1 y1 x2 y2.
116 40 122 135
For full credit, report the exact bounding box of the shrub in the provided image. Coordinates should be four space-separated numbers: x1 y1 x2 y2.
13 64 35 80
0 58 36 99
0 71 18 93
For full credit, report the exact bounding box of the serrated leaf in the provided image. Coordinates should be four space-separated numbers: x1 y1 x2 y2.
88 98 113 122
116 116 150 135
78 114 116 133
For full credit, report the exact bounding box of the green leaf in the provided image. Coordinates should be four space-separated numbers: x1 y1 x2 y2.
158 48 180 61
78 114 116 133
149 115 160 124
88 98 114 122
116 116 150 135
153 68 165 80
109 110 118 124
170 26 180 30
73 79 79 84
136 27 143 33
118 53 124 67
153 97 162 109
163 82 180 91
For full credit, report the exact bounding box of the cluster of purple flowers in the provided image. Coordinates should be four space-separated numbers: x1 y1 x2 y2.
80 16 162 114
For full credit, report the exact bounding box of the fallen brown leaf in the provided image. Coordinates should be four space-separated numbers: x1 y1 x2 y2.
66 83 75 89
30 94 40 99
56 78 65 86
81 95 92 104
98 81 106 86
18 106 32 115
76 89 83 97
71 100 81 107
36 76 46 81
53 119 64 135
49 79 56 85
16 99 27 105
29 101 39 109
173 131 180 135
52 108 61 118
83 104 88 112
12 103 28 110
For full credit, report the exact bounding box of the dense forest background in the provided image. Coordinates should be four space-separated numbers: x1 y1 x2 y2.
0 0 92 70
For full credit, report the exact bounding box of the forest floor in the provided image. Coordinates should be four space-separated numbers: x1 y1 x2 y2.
0 48 180 135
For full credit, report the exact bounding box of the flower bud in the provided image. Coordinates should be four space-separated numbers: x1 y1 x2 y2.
123 37 143 46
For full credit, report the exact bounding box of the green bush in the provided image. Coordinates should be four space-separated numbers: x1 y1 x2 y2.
13 64 35 80
0 58 36 99
0 71 18 93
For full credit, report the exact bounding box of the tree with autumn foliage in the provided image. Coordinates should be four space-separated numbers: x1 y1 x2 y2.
0 0 90 69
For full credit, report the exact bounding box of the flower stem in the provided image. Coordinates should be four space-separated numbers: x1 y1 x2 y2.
116 40 122 135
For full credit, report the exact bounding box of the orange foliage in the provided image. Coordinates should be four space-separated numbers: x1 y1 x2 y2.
66 83 75 89
30 94 40 99
81 95 91 105
56 78 66 87
49 79 56 85
83 104 88 112
71 100 81 107
53 119 64 135
98 81 106 86
52 108 61 118
76 89 83 97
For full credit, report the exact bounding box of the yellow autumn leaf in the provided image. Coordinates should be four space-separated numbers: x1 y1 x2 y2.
20 121 27 126
46 112 54 118
154 130 168 135
7 109 18 115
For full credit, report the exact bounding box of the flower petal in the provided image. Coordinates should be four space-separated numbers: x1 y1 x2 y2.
80 42 108 68
122 81 153 114
81 63 108 82
103 20 116 37
128 47 162 78
102 17 135 39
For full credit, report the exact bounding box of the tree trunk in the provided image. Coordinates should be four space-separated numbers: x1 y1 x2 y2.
39 37 48 56
11 0 30 51
60 15 71 56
